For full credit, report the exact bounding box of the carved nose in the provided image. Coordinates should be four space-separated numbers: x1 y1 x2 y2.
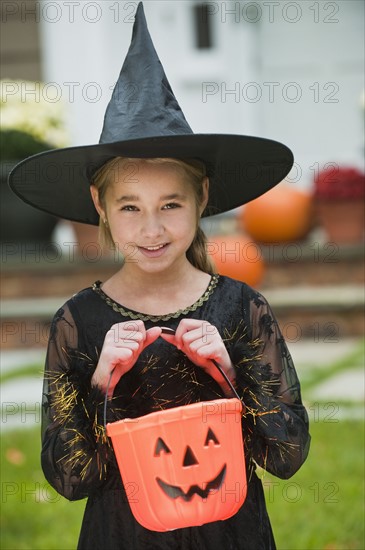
183 446 199 467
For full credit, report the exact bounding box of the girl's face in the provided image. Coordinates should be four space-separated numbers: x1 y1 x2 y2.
91 160 208 276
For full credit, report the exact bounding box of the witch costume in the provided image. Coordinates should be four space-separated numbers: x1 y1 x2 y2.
9 3 310 549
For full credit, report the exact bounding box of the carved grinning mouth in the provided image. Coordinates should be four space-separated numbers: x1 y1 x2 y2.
156 464 227 502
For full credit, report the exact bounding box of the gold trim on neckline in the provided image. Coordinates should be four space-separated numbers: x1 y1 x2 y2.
92 274 219 322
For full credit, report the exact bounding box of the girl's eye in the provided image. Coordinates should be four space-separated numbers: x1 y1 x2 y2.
163 202 180 210
121 205 138 211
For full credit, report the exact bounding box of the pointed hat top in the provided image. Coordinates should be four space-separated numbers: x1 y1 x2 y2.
100 2 193 144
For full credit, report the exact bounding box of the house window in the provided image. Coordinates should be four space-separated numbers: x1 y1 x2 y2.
193 3 213 49
0 0 42 80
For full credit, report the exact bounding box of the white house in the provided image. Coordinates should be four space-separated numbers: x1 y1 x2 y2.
2 0 364 191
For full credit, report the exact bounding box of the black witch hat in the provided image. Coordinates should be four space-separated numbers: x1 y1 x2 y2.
9 2 293 225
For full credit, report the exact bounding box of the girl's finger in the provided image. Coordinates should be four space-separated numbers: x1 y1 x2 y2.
174 319 204 341
160 327 178 347
108 322 146 344
118 331 144 344
181 328 207 348
122 323 146 342
114 340 140 351
143 326 162 349
111 320 146 338
177 320 218 346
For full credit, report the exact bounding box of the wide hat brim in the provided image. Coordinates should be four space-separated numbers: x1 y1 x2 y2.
9 133 293 225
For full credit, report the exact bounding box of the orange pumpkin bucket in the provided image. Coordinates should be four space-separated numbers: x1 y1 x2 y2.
106 397 246 531
105 330 247 532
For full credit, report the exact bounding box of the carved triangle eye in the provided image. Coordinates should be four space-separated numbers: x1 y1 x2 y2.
204 427 220 447
154 437 171 457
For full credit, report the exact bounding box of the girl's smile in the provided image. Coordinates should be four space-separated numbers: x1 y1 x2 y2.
138 242 170 258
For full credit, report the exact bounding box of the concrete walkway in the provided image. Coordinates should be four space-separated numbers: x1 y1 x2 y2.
1 339 364 431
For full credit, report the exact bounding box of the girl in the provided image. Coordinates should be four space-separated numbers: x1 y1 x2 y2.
40 155 310 549
9 3 310 548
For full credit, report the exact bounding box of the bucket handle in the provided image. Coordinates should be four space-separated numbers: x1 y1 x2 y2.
103 327 243 428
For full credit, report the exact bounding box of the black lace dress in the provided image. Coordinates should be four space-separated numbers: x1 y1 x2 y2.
41 274 310 550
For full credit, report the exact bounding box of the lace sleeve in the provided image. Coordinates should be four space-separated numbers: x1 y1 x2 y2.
41 303 116 501
230 288 310 479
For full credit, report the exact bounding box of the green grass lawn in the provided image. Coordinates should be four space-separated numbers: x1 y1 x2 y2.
1 342 364 549
265 419 365 550
1 429 85 550
1 419 364 550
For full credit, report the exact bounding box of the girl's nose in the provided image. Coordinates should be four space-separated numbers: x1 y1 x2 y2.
141 213 164 238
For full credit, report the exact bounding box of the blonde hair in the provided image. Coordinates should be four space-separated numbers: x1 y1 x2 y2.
92 156 214 273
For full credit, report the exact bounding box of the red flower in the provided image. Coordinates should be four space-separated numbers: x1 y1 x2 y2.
314 166 365 200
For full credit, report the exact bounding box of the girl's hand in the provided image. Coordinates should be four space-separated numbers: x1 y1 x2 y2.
160 319 236 396
91 320 161 397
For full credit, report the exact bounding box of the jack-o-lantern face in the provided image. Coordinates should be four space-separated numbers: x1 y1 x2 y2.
154 428 227 502
107 398 246 531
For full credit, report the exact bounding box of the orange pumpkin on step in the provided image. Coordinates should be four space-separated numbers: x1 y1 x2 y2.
207 235 265 287
239 184 312 242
